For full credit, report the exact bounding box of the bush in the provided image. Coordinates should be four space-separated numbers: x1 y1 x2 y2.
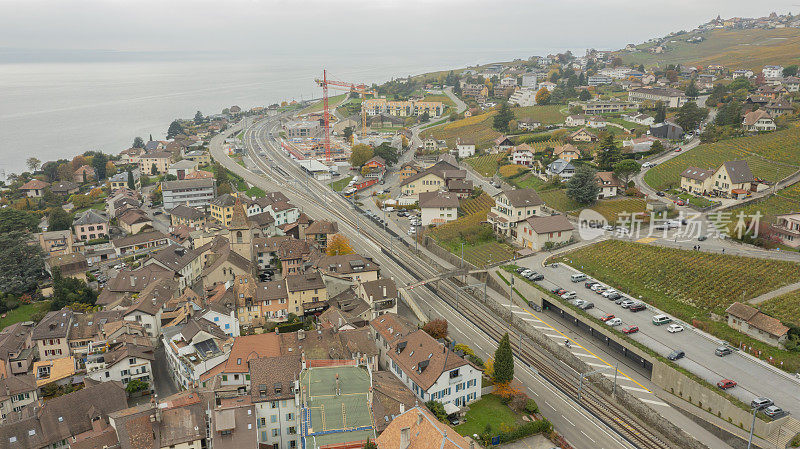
467 354 484 368
425 400 447 422
509 393 529 412
125 379 149 394
524 399 538 414
495 419 552 444
422 318 448 339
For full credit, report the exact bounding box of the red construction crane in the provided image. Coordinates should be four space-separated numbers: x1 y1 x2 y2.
315 70 375 161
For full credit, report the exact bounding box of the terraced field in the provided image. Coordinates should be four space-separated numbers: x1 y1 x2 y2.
589 198 648 224
462 241 516 267
421 112 501 148
538 188 582 213
643 128 800 191
758 289 800 328
465 153 505 177
527 139 561 152
460 193 494 215
723 182 800 235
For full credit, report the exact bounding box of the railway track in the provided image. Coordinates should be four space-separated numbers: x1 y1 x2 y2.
236 117 676 449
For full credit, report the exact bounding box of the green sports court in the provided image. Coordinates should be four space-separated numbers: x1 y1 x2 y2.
299 364 375 448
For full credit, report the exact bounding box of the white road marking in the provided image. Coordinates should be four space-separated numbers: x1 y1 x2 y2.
545 334 563 339
587 362 607 367
638 398 669 407
622 386 650 393
581 431 596 443
532 324 552 330
562 415 575 426
572 352 595 358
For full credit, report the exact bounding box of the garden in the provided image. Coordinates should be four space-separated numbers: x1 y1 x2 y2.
643 127 800 191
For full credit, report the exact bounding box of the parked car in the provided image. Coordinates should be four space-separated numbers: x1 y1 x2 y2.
652 314 673 326
524 271 538 280
579 302 594 310
606 318 622 327
620 299 636 308
715 346 733 357
629 303 646 312
622 325 639 334
594 287 607 294
676 200 686 206
600 314 615 322
555 289 567 296
717 379 737 390
667 324 685 333
764 406 784 418
656 191 666 197
551 287 563 294
516 267 526 274
606 293 621 301
561 291 577 300
521 269 533 277
601 289 617 298
590 283 604 291
615 297 628 305
675 147 682 152
751 397 774 409
572 299 585 307
667 349 685 361
585 281 598 289
530 274 544 281
698 235 708 241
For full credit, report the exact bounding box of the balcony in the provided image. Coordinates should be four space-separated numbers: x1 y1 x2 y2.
448 374 463 385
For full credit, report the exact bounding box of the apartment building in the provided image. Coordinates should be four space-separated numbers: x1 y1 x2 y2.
162 178 217 210
487 189 544 240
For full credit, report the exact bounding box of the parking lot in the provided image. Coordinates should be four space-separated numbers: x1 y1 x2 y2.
514 258 800 420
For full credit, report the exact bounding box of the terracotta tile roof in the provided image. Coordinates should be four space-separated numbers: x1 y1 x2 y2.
742 109 773 126
371 371 417 433
222 333 282 373
370 313 416 344
419 191 459 209
375 406 471 449
305 220 338 236
525 214 574 234
248 354 302 402
20 179 49 190
726 302 788 338
595 171 624 188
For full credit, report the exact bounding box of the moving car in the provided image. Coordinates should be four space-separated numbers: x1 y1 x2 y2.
622 325 639 334
717 379 737 390
606 318 622 327
715 346 733 357
667 349 685 360
667 324 684 333
600 313 615 322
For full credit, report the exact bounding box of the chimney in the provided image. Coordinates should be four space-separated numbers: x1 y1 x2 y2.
382 286 387 297
400 404 405 414
130 276 136 288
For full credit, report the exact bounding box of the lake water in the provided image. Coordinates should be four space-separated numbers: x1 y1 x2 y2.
0 49 545 176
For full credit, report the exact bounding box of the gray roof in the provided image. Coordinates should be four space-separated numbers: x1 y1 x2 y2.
547 159 576 175
525 214 574 234
210 193 237 207
73 209 108 226
419 191 459 209
500 188 544 208
723 160 754 184
169 159 199 170
680 167 714 181
169 204 206 220
32 309 74 340
161 178 215 191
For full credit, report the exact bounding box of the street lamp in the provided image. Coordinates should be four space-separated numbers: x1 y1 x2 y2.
748 405 767 449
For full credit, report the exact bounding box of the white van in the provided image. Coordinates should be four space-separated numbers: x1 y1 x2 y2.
571 273 587 283
652 315 673 326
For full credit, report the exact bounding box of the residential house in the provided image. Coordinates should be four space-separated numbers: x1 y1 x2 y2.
356 278 399 319
162 317 230 389
111 230 171 257
385 329 481 407
419 191 459 226
315 253 380 283
0 322 36 378
569 128 597 142
85 342 154 388
32 309 73 361
400 160 464 197
50 181 79 196
517 214 574 250
461 83 489 100
375 406 472 449
726 302 789 347
213 333 282 395
19 179 48 198
210 193 239 226
117 208 153 234
511 144 534 167
679 167 714 194
138 151 172 175
518 119 541 131
587 115 607 128
168 159 200 180
370 371 417 435
73 165 96 184
742 109 776 131
546 159 576 181
123 278 177 339
108 170 140 190
650 122 684 139
0 375 37 423
494 136 514 151
398 162 420 182
169 204 207 229
73 209 108 241
45 253 89 281
363 156 387 181
119 146 145 164
38 230 75 256
769 213 800 248
553 144 580 162
765 98 794 117
304 220 338 250
712 160 754 197
565 114 586 127
454 138 476 158
144 243 205 289
209 397 258 449
487 189 544 240
162 178 217 210
785 76 800 92
595 172 624 199
508 88 536 107
110 390 209 449
286 271 328 317
183 149 212 165
762 65 783 78
248 355 302 449
628 87 688 108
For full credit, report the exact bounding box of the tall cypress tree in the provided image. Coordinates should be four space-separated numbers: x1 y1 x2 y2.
127 170 135 190
493 333 514 384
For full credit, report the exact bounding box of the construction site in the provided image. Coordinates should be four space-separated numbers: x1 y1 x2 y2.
299 362 375 449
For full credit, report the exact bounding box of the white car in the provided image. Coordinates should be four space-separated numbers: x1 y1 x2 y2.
601 289 617 298
602 225 614 231
667 324 685 333
521 269 533 277
561 291 577 300
590 283 604 291
606 318 622 327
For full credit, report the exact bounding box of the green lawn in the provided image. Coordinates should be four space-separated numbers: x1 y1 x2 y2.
643 127 800 191
455 394 523 437
0 301 51 330
588 198 648 224
246 186 266 198
674 191 718 208
328 176 353 192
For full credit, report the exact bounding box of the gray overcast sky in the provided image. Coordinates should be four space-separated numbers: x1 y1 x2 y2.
0 0 798 57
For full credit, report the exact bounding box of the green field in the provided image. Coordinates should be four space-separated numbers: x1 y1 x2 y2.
422 94 456 108
588 198 648 224
513 105 568 125
465 153 504 177
643 127 800 191
538 188 582 213
618 28 800 70
0 301 51 330
722 182 800 235
328 176 353 192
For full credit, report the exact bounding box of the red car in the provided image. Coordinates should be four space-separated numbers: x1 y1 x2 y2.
717 379 737 390
675 147 682 152
676 200 686 206
600 314 615 322
622 325 639 334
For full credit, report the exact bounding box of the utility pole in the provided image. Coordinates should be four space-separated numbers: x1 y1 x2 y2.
508 275 514 319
